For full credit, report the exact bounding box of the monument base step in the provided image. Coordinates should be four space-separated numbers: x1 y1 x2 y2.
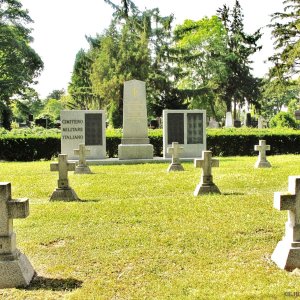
50 188 80 201
194 183 221 196
272 240 300 271
167 163 184 172
255 160 272 168
118 144 154 160
0 251 35 288
74 165 92 174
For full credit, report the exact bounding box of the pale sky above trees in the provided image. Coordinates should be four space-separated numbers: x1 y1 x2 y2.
21 0 284 98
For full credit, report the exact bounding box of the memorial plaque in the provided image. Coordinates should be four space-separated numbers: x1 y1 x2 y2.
163 109 206 158
85 113 103 146
187 113 203 144
61 110 106 159
167 113 184 144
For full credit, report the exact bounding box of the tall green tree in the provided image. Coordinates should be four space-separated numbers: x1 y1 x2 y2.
269 0 300 78
0 0 43 128
217 0 262 118
173 16 228 119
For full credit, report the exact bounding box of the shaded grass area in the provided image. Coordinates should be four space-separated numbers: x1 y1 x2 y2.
0 155 300 299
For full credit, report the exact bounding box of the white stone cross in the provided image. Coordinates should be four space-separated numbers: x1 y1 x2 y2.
0 182 29 256
272 176 300 270
194 151 220 195
254 140 271 168
0 182 35 288
195 151 219 177
167 142 184 165
274 176 300 238
74 144 90 166
50 154 75 189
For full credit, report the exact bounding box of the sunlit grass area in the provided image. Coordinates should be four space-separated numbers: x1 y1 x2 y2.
1 155 300 299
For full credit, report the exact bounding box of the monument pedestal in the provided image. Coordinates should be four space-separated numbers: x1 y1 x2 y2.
50 188 80 201
118 144 153 160
74 165 92 174
0 250 35 288
255 160 271 168
272 239 300 271
194 175 221 196
167 163 184 172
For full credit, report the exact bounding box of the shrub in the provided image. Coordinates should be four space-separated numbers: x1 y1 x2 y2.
269 111 298 129
0 127 300 161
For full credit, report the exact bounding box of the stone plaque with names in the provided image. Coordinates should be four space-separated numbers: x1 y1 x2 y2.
163 109 206 158
167 113 184 144
61 110 106 159
85 113 103 146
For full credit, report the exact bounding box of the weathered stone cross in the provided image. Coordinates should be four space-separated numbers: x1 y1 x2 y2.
272 176 300 271
74 144 91 174
254 140 271 168
74 143 90 166
50 154 79 201
167 142 184 172
50 154 75 189
0 182 35 288
194 151 220 195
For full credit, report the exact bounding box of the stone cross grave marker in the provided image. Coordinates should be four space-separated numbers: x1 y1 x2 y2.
272 176 300 271
254 140 271 168
167 142 184 172
74 144 92 174
194 151 220 196
50 154 80 201
0 182 35 288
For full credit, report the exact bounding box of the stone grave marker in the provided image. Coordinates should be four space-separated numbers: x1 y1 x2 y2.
118 80 153 159
272 176 300 271
167 142 184 172
0 182 35 288
225 112 233 127
254 140 271 168
194 151 220 196
61 110 106 160
258 116 267 129
163 109 206 158
50 154 80 201
74 144 92 174
208 117 219 128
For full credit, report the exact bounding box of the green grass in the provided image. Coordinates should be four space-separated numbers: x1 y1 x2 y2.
1 155 300 299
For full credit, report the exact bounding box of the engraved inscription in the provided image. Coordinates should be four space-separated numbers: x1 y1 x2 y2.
167 113 184 144
85 113 103 146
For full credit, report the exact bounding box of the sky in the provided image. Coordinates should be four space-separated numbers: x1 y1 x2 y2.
20 0 285 99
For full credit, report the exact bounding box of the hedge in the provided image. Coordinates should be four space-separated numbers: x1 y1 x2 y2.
0 128 300 161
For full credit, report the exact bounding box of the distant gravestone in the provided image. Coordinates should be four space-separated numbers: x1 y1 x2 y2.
272 176 300 271
74 144 92 174
225 112 233 127
245 113 252 127
254 140 271 168
208 117 219 128
167 142 184 172
50 154 80 201
163 110 206 158
295 110 300 120
61 110 106 160
258 116 267 129
194 151 220 196
118 80 153 160
0 182 35 288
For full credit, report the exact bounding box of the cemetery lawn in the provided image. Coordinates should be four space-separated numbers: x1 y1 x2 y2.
1 155 300 300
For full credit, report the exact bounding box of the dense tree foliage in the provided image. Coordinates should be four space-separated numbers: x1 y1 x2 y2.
269 0 300 78
0 0 43 128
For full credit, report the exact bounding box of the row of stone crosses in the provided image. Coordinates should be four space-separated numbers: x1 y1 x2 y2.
0 140 299 288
